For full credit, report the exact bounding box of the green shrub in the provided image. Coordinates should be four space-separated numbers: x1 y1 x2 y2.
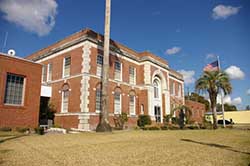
0 127 12 132
163 115 171 124
171 117 178 124
185 124 199 130
16 127 29 133
137 115 152 127
113 112 128 130
34 127 44 135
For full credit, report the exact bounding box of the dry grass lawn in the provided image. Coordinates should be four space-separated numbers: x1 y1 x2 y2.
0 129 250 166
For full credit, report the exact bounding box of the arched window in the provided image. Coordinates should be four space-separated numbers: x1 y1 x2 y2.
95 83 102 112
61 83 70 113
114 88 122 114
153 79 160 98
129 91 136 115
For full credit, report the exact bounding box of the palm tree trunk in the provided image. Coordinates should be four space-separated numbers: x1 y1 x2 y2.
96 0 112 132
210 95 218 129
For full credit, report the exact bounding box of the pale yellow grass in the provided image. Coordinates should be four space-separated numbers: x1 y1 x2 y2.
0 129 250 166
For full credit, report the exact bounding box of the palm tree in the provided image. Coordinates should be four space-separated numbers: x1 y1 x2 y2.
195 71 232 129
96 0 112 132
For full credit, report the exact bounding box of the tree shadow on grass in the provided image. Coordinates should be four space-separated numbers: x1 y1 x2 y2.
181 139 250 156
0 135 26 144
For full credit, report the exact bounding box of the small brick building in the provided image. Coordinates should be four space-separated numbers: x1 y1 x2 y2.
185 100 206 124
26 28 185 130
0 53 42 128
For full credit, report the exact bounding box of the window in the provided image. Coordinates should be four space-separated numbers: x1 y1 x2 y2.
96 86 102 112
129 92 136 115
153 80 159 98
96 55 103 77
178 84 181 97
140 104 144 115
63 56 71 77
129 66 136 84
171 81 175 95
47 63 52 81
4 73 25 105
114 90 121 114
114 61 121 81
61 84 70 113
154 106 161 123
42 65 47 82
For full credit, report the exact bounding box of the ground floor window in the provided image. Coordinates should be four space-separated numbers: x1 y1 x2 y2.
4 73 25 105
114 90 121 114
154 106 161 122
61 84 70 113
96 88 102 112
129 95 135 115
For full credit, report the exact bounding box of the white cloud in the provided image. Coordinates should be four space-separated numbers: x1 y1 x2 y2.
177 70 195 85
225 66 245 80
217 95 242 105
206 53 217 59
246 89 250 96
165 47 181 55
212 5 241 20
0 0 58 36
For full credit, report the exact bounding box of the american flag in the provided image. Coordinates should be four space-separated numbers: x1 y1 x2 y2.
203 60 219 71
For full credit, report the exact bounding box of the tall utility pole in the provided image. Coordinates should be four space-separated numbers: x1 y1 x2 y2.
96 0 112 132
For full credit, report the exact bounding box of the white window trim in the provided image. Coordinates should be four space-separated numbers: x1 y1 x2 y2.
129 67 136 85
42 65 46 83
62 57 70 78
61 90 69 113
47 63 52 82
114 61 122 81
114 93 122 114
129 96 136 116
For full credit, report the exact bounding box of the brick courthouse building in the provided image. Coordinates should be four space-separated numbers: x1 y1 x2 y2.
26 29 185 130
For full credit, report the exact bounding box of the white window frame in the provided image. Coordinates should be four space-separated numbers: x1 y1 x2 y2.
47 63 52 82
96 55 103 77
62 56 71 78
95 88 102 113
129 95 136 115
114 92 122 114
4 73 26 106
129 66 136 85
114 61 122 81
61 90 69 113
178 84 181 97
42 65 47 82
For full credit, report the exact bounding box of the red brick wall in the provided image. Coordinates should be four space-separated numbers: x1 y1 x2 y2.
0 54 42 128
185 100 206 123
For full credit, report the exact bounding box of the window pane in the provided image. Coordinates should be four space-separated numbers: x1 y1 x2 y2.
48 63 52 81
4 73 25 105
96 89 102 111
64 57 71 77
42 65 47 82
114 92 121 114
129 67 135 84
97 55 103 65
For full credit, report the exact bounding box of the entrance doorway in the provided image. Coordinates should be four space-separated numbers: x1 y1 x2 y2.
154 106 161 123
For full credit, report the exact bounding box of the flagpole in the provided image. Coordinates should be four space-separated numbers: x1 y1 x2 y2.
217 56 226 128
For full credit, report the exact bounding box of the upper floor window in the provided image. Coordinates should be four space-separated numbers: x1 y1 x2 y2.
153 79 160 98
47 63 52 81
96 55 103 77
129 66 136 84
63 56 71 78
114 61 122 81
178 84 182 97
114 89 121 114
170 81 175 95
4 73 25 105
42 65 47 82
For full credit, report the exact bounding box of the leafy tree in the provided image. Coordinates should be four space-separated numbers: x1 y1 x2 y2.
195 71 232 129
216 103 237 112
246 105 250 110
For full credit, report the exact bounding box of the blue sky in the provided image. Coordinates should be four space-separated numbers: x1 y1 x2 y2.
0 0 249 109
